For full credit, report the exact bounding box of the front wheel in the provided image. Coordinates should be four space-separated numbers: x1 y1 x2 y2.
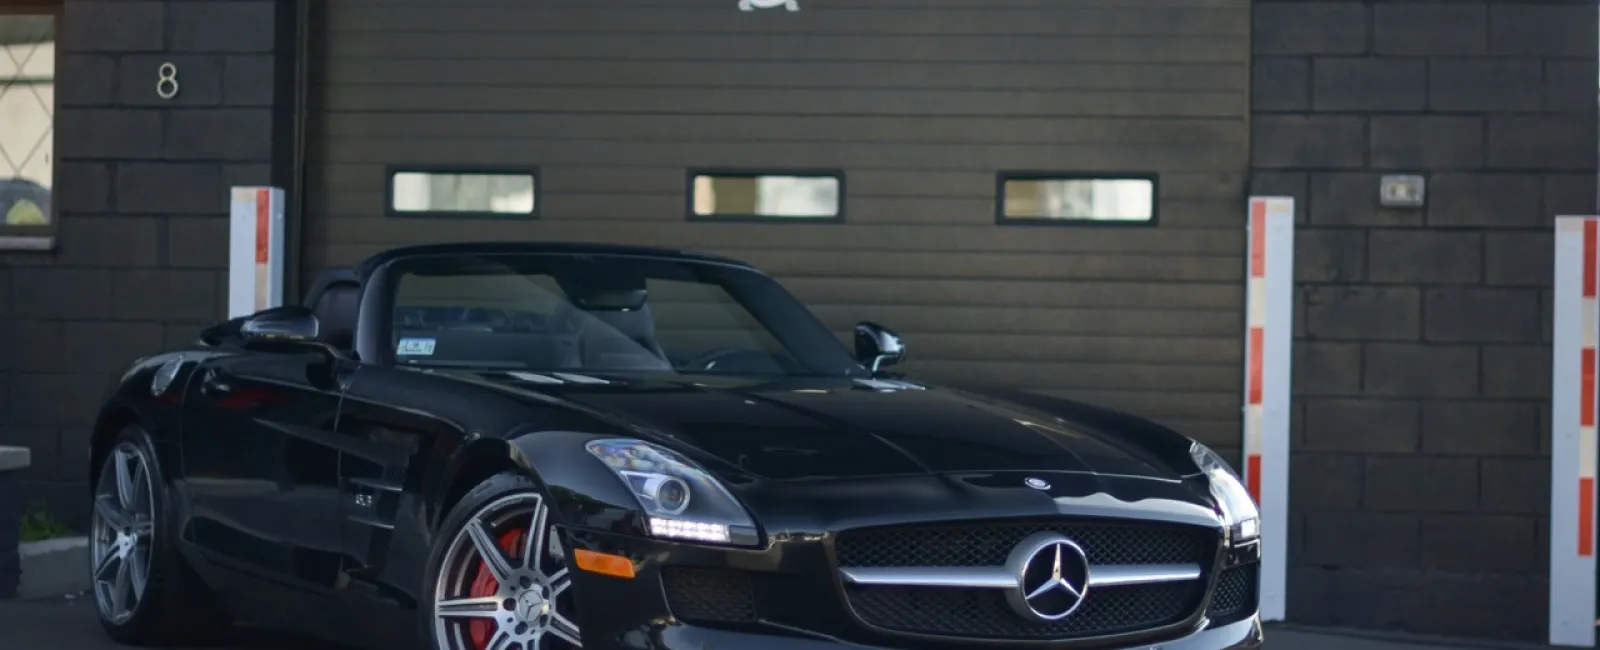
90 426 230 646
424 472 583 650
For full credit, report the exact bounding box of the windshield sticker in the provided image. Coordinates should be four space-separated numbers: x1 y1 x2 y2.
396 337 437 356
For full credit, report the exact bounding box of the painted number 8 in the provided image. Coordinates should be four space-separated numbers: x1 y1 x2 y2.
156 62 180 100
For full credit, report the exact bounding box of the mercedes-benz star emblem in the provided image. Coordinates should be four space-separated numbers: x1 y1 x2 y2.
1024 477 1051 490
1003 532 1091 621
515 590 547 621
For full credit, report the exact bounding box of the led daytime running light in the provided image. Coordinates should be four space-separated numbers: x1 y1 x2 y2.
648 517 731 543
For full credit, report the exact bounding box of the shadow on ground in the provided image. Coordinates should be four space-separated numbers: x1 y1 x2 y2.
0 593 347 650
0 594 1549 650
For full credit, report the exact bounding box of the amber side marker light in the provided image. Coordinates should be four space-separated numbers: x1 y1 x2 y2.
573 549 636 579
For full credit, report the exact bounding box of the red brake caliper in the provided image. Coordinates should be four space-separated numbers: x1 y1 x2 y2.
467 527 525 650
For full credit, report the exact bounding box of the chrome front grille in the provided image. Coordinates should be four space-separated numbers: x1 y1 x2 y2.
844 579 1204 639
834 518 1220 641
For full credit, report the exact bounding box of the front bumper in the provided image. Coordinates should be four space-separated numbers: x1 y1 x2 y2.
598 616 1264 650
564 523 1263 650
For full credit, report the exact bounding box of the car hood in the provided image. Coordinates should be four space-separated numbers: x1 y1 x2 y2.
457 371 1201 483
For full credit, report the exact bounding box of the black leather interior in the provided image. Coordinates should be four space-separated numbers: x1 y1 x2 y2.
311 281 360 350
549 301 670 367
590 306 662 350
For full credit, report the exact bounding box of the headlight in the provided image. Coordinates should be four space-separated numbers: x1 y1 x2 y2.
1189 442 1261 544
585 438 759 546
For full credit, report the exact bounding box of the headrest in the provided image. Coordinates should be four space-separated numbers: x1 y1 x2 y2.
312 282 360 349
588 304 656 343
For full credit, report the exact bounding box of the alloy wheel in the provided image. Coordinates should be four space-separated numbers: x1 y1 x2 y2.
90 442 156 625
433 492 581 650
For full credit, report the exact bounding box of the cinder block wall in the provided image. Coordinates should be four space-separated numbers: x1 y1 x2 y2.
0 0 294 529
1251 0 1598 639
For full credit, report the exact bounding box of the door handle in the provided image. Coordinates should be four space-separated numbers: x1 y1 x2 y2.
199 369 233 398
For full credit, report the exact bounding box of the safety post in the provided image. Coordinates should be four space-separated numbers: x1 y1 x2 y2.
1551 216 1599 647
228 186 287 319
1243 196 1293 622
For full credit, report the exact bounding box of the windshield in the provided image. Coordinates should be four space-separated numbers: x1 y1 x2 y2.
384 252 867 378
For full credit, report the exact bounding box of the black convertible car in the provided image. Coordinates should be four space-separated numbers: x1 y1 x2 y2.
88 242 1263 650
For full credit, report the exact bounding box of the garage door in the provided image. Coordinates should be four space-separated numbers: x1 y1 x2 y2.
301 0 1251 449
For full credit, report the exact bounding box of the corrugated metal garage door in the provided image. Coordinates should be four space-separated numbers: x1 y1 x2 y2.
302 0 1251 451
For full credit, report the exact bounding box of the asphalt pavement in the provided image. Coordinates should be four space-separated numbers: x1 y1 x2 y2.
0 593 1545 650
0 594 347 650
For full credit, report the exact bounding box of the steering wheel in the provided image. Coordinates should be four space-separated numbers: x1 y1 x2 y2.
682 347 754 372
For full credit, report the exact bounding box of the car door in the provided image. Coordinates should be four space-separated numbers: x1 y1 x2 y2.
332 363 465 577
179 347 348 592
323 363 466 647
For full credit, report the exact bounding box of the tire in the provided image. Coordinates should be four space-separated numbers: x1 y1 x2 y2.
90 426 232 646
422 472 584 650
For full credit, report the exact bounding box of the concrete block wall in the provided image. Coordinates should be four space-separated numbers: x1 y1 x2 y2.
0 0 295 529
1251 0 1598 640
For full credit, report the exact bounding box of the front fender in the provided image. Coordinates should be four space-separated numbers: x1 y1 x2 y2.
427 430 651 540
90 352 208 484
508 430 652 538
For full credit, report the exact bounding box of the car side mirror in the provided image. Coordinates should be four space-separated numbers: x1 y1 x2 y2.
854 321 905 373
241 305 321 345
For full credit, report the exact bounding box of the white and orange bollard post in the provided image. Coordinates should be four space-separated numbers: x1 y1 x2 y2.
228 186 288 319
1551 216 1599 647
1243 196 1293 622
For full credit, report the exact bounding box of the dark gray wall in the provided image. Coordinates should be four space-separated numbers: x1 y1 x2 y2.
1251 0 1598 640
0 0 295 528
303 0 1255 457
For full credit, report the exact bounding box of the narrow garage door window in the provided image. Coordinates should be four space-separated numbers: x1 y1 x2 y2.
689 170 842 221
998 173 1157 225
387 168 538 218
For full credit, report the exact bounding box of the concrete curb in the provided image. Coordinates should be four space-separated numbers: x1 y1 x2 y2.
16 537 89 600
1 445 29 598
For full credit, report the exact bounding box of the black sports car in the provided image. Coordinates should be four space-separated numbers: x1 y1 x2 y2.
87 242 1264 650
